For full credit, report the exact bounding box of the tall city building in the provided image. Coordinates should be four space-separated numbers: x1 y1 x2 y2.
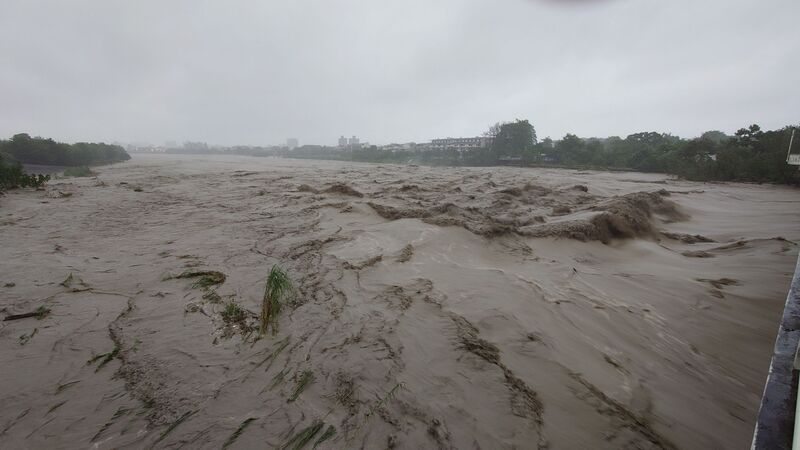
286 138 298 149
338 136 348 147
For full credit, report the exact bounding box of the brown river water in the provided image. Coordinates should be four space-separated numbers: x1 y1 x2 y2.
1 154 798 449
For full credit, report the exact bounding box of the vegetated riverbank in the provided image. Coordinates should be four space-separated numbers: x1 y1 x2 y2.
0 133 130 167
1 153 798 449
0 134 130 192
286 122 800 185
0 153 49 191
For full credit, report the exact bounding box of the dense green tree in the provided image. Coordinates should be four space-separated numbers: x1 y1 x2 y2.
554 133 583 164
700 130 729 144
491 120 537 157
734 124 763 149
625 131 672 148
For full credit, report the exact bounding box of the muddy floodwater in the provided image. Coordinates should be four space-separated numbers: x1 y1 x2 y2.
1 154 799 449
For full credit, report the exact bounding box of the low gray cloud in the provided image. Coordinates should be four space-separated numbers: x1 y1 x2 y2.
1 0 797 146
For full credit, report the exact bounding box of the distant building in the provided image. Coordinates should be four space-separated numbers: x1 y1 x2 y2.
429 137 492 151
183 141 209 151
538 153 556 163
381 142 417 152
337 135 362 149
286 138 299 149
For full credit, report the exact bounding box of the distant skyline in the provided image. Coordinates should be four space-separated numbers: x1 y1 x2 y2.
1 0 798 147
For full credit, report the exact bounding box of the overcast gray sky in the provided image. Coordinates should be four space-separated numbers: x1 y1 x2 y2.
1 0 798 146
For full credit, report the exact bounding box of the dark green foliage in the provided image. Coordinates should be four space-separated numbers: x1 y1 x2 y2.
491 119 537 157
701 130 730 144
34 306 51 319
531 124 800 184
0 133 130 166
261 265 293 335
221 301 247 324
0 152 49 190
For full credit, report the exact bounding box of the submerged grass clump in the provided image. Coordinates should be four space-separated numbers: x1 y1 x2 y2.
222 417 257 449
87 344 121 372
288 370 315 403
34 306 50 319
313 425 336 448
221 301 247 324
202 289 222 303
260 265 293 335
175 270 226 289
280 420 324 450
365 382 405 418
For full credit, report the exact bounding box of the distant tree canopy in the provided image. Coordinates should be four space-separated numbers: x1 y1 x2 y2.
700 130 729 144
536 124 798 184
0 133 130 166
459 121 798 184
490 120 537 157
282 121 798 184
